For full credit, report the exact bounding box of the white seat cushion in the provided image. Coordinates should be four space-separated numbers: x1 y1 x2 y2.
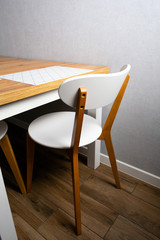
28 112 102 149
0 121 8 140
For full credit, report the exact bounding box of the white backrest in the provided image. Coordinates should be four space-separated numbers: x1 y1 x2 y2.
58 64 131 110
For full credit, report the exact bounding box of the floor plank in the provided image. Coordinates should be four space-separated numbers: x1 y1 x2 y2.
132 182 160 208
31 170 117 237
105 215 159 240
35 146 94 187
7 187 57 222
1 123 160 240
80 193 117 238
38 209 102 240
80 174 160 238
94 163 136 193
12 212 46 240
7 191 43 229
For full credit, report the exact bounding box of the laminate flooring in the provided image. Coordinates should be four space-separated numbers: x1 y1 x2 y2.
0 123 160 240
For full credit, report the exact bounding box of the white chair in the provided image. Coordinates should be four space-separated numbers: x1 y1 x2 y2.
0 121 26 194
27 64 131 234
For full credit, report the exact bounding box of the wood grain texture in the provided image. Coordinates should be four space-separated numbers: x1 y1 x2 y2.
105 215 159 240
132 182 160 208
25 153 117 237
1 123 160 240
38 209 103 240
98 74 130 189
95 163 136 193
80 174 160 238
0 79 31 93
0 56 110 105
70 87 87 234
7 189 57 226
12 212 46 240
0 133 26 194
7 191 43 229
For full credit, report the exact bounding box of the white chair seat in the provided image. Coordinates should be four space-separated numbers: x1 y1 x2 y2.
28 111 102 149
0 121 8 140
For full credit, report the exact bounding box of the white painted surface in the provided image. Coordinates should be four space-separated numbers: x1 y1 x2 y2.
0 169 18 240
87 108 102 169
28 111 102 148
100 153 160 188
0 90 59 121
59 65 131 109
0 121 8 140
0 66 92 85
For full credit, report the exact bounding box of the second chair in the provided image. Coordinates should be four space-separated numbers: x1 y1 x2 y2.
0 121 26 194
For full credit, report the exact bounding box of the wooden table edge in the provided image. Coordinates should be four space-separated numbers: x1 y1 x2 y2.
0 66 110 106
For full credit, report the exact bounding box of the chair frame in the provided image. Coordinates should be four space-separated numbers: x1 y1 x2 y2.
70 87 87 234
0 133 26 194
26 73 130 235
27 87 87 235
98 74 130 188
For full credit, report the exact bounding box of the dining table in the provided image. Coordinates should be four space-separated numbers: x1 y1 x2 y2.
0 56 110 169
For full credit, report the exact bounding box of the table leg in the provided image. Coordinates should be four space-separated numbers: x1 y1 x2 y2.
0 169 18 240
87 108 102 169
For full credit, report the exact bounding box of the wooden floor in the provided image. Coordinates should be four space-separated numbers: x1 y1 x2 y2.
0 123 160 240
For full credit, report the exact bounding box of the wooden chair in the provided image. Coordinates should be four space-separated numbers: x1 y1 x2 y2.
0 121 26 194
27 64 131 234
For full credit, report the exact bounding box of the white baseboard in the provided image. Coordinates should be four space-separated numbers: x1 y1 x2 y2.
100 153 160 189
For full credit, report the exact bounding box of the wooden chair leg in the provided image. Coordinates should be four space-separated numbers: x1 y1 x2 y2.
98 75 130 189
27 134 35 193
104 131 121 189
71 149 81 235
0 134 26 194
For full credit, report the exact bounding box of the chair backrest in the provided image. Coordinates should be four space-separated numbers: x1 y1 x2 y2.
59 64 131 110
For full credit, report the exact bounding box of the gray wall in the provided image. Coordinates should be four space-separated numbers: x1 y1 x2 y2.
0 0 160 176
